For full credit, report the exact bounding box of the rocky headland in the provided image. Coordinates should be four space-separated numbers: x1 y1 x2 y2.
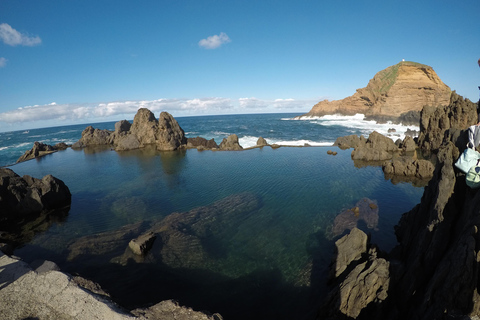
320 92 480 319
297 61 452 124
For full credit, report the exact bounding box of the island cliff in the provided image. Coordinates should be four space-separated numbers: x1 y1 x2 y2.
298 61 451 123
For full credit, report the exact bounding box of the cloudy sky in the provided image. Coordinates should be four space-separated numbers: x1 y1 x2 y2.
0 0 479 131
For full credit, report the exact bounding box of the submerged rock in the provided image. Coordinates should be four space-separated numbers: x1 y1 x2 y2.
128 232 156 256
331 198 379 237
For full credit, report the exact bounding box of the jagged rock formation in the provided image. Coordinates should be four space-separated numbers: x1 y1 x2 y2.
218 134 243 151
320 228 390 319
351 131 399 161
417 91 477 151
298 61 451 123
16 141 70 163
257 137 268 147
320 92 480 319
72 108 188 151
0 252 222 320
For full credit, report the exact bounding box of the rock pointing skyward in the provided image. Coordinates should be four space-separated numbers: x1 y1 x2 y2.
299 61 451 122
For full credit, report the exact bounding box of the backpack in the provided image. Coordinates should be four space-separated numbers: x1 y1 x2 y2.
466 164 480 189
455 147 480 174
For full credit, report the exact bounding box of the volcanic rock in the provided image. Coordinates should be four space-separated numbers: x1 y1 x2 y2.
333 134 366 150
320 228 390 319
0 168 71 219
128 232 156 256
218 134 243 151
351 131 399 161
0 252 220 320
331 198 379 237
257 136 268 146
16 141 56 163
187 136 219 150
382 158 434 179
417 91 477 152
298 61 451 121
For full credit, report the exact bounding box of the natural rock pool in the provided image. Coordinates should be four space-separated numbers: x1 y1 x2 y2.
10 145 423 319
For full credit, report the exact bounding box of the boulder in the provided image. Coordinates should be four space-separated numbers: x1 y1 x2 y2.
218 134 243 151
130 108 158 146
155 112 188 151
400 135 417 153
0 168 71 219
257 137 268 147
128 232 156 255
187 137 219 150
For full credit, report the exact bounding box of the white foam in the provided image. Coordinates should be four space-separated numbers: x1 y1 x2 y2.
0 146 8 151
284 113 419 142
238 136 333 148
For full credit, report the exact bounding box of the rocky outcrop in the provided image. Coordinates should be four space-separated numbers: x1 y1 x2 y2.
298 61 451 122
218 134 243 151
0 252 221 320
16 141 71 163
382 158 435 179
0 168 71 221
333 134 367 150
72 109 187 151
0 168 71 246
320 228 390 319
351 131 399 161
257 137 268 147
187 137 219 150
417 91 477 152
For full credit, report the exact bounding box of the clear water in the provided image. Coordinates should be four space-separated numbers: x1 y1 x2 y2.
1 113 423 319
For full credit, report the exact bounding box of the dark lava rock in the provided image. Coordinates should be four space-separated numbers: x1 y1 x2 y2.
187 136 219 150
218 134 243 151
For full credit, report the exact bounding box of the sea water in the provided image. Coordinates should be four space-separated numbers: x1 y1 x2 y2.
1 113 423 319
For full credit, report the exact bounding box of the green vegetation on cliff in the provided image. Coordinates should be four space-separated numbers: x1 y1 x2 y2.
376 61 432 94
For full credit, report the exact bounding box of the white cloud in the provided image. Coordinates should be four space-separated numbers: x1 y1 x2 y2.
0 98 234 124
198 32 231 49
0 23 42 46
0 97 323 128
0 57 6 68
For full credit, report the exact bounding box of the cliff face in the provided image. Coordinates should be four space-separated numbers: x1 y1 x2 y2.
301 61 451 121
320 93 480 319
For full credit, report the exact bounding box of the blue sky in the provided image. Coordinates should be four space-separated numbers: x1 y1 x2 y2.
0 0 479 131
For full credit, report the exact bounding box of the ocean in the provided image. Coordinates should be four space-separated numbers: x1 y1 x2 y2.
1 113 423 319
